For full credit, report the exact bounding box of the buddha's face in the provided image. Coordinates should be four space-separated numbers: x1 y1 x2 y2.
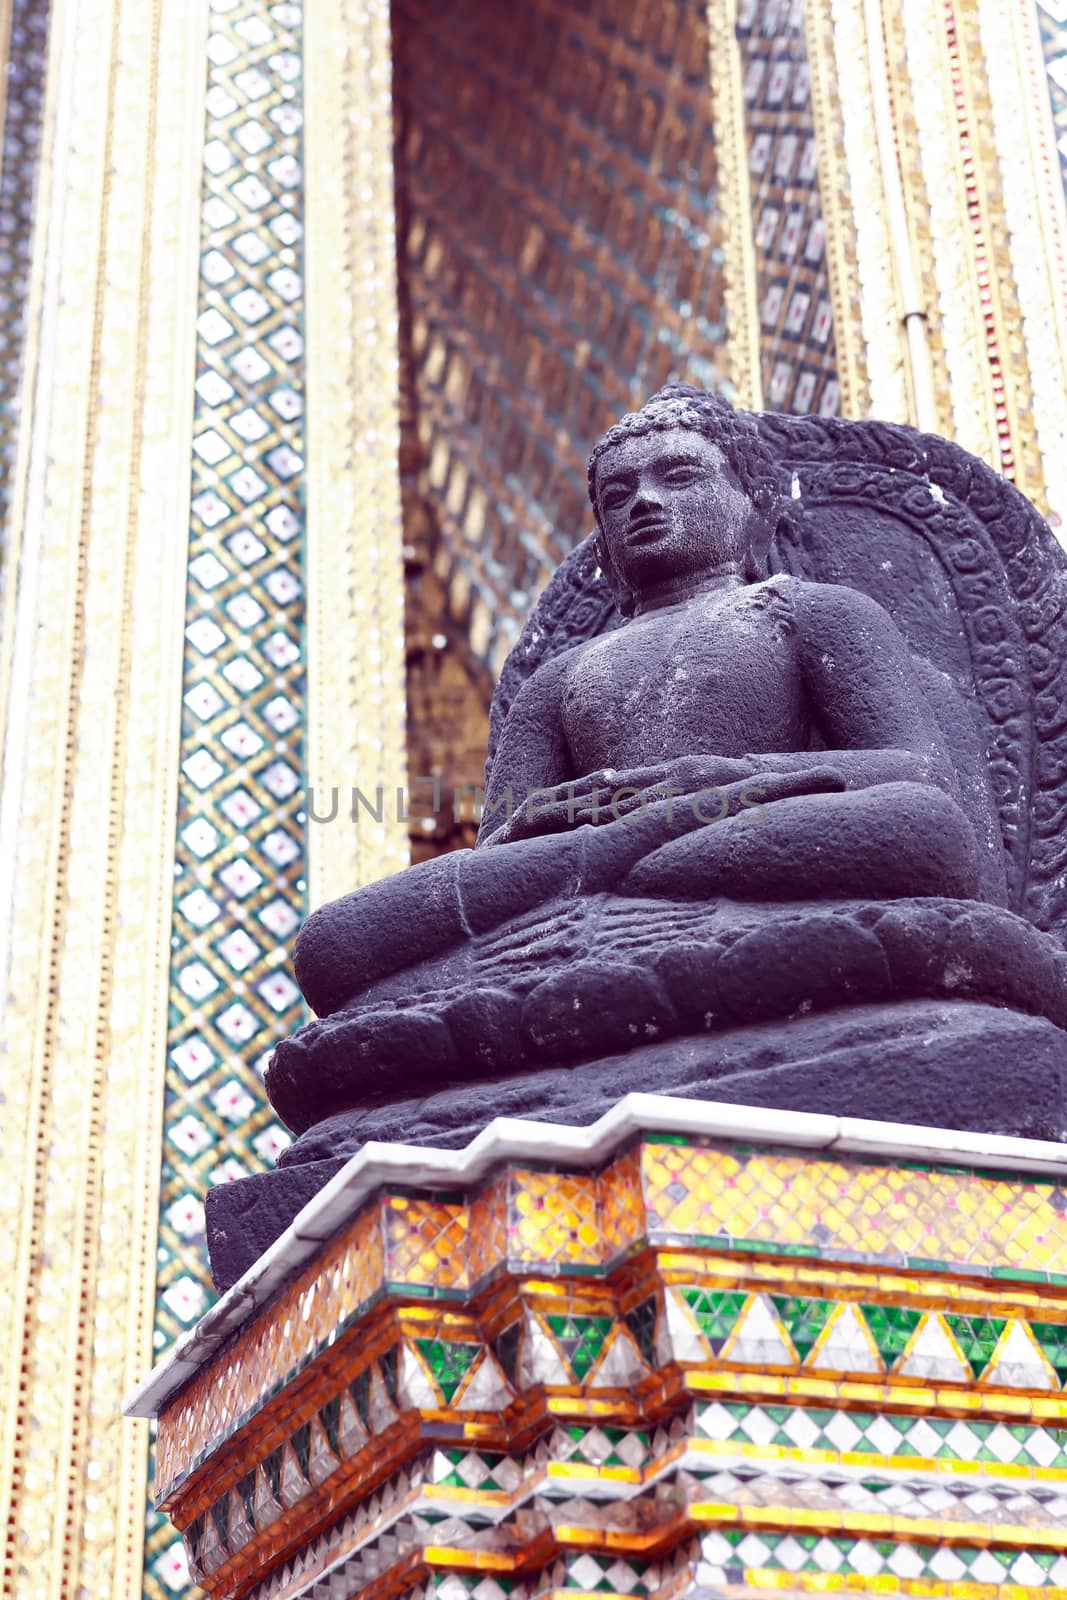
593 425 753 603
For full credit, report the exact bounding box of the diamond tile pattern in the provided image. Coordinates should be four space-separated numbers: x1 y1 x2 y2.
736 0 840 416
145 1 307 1595
0 0 50 573
1038 0 1067 199
155 1133 1067 1600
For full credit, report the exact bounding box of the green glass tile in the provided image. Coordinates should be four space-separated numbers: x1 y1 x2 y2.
623 1295 659 1369
770 1294 834 1363
943 1313 1006 1378
263 1446 282 1497
415 1337 482 1404
291 1421 311 1476
544 1313 615 1382
493 1321 522 1388
993 1266 1050 1283
680 1287 748 1354
379 1345 399 1403
350 1367 371 1424
861 1302 923 1367
319 1392 341 1455
1029 1320 1067 1384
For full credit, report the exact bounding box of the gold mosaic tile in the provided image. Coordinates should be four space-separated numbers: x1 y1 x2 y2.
598 1143 647 1261
640 1143 1067 1275
385 1194 470 1290
155 1140 1067 1500
466 1175 509 1286
508 1169 602 1267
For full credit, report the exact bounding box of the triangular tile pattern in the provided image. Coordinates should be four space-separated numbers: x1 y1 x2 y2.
400 1343 441 1409
543 1313 616 1383
521 1309 570 1386
413 1337 484 1405
720 1293 794 1367
943 1313 1007 1380
586 1324 649 1389
984 1320 1058 1391
492 1320 522 1388
663 1288 709 1364
624 1295 659 1371
1030 1320 1067 1386
452 1351 513 1412
897 1313 972 1383
679 1288 749 1355
769 1295 834 1364
810 1302 882 1375
862 1303 924 1370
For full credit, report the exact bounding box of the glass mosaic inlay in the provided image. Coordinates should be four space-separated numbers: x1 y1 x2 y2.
1037 0 1067 199
736 0 840 416
144 2 307 1595
0 0 52 570
152 1131 1067 1600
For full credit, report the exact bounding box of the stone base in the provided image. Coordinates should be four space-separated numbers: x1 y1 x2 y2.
207 998 1067 1289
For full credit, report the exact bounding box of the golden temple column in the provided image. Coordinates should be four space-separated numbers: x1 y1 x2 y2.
0 1 206 1595
304 0 410 909
805 0 1067 525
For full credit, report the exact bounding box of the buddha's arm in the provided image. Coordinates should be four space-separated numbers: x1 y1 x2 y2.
745 582 960 794
478 652 574 845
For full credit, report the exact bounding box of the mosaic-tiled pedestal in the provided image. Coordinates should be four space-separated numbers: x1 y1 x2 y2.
127 1098 1067 1599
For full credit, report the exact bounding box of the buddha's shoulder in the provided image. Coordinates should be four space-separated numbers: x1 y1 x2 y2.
777 574 893 622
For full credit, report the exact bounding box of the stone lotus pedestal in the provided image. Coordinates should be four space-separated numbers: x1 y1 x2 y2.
127 1096 1067 1600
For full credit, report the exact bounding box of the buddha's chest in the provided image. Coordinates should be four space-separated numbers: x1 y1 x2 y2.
561 589 811 770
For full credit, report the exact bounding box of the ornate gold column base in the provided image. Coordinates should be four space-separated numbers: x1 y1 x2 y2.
0 2 206 1595
134 1103 1067 1600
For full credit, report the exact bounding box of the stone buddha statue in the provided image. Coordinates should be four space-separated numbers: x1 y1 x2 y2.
207 386 1067 1287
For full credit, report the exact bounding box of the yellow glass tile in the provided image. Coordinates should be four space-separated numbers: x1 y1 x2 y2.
467 1175 508 1283
508 1169 602 1264
384 1193 470 1288
598 1143 646 1258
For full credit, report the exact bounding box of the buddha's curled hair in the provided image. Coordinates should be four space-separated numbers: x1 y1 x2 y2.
586 383 792 590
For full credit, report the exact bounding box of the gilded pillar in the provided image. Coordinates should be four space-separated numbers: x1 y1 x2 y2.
0 3 206 1596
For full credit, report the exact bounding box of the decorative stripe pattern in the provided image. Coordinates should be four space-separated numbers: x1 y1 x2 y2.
146 1 308 1593
148 1132 1067 1600
0 2 208 1597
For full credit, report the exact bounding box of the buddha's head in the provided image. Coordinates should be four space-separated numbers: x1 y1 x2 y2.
587 384 788 616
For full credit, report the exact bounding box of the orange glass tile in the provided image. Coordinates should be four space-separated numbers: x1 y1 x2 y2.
508 1168 603 1265
384 1192 470 1289
598 1143 646 1260
157 1198 386 1491
467 1175 508 1285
